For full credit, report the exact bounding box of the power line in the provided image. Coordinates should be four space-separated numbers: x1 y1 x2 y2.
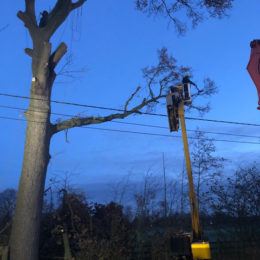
0 104 70 118
0 92 124 112
185 116 260 127
0 115 259 145
1 104 260 139
110 121 260 139
81 126 260 145
1 92 260 127
0 116 43 124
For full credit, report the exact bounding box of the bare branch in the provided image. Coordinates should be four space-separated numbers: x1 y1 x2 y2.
50 42 68 69
161 0 186 34
124 86 141 111
142 48 189 97
187 103 210 116
71 0 88 10
136 0 234 33
52 47 216 134
17 11 37 33
41 0 87 40
51 95 164 134
17 0 37 34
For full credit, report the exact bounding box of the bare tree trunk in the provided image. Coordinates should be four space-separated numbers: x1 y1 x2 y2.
62 224 73 260
10 40 54 260
10 100 52 260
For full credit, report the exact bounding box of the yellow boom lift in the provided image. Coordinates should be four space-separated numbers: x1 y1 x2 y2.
166 78 211 260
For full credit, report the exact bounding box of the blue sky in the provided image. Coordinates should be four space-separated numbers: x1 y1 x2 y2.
1 0 260 202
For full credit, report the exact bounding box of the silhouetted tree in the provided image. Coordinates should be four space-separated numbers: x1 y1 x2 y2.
191 131 225 212
208 164 260 246
11 0 233 259
136 0 234 34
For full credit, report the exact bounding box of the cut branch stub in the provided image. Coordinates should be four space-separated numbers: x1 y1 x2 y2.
25 48 34 57
42 0 87 40
71 0 87 10
19 0 87 42
17 11 37 35
25 0 37 24
50 43 68 69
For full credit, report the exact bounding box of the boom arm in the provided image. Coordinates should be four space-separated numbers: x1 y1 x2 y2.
166 85 211 259
178 100 202 241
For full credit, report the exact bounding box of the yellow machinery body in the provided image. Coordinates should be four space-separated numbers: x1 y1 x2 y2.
191 242 211 260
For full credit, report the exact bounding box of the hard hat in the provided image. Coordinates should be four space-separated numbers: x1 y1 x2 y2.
185 73 189 77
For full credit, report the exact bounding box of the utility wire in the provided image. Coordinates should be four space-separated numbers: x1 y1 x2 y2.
0 104 69 118
110 121 260 139
1 104 260 139
0 115 259 145
1 92 260 127
0 116 43 124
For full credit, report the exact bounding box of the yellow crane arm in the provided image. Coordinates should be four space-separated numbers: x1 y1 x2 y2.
178 100 201 241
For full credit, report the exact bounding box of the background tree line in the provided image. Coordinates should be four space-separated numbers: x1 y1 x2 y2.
0 158 259 259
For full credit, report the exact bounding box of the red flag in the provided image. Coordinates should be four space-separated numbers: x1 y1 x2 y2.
247 40 260 110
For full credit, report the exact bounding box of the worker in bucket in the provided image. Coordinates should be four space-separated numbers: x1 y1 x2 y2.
182 74 202 105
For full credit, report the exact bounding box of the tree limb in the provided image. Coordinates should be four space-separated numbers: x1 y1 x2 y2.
43 0 87 40
49 43 68 69
52 94 165 134
161 0 186 34
17 11 37 33
51 47 216 134
25 0 36 23
25 0 35 15
124 86 141 111
136 0 233 33
17 0 37 33
71 0 88 10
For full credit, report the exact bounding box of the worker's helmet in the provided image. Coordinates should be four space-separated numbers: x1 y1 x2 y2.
41 11 48 16
185 73 189 77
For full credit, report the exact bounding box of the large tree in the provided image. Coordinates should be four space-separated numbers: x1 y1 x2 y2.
10 0 234 259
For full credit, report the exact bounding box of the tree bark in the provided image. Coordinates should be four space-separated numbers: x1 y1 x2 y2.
9 96 52 260
9 39 54 260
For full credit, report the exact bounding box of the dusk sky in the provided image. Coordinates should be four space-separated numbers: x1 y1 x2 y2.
1 0 260 203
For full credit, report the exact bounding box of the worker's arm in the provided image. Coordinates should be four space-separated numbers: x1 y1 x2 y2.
189 81 203 92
